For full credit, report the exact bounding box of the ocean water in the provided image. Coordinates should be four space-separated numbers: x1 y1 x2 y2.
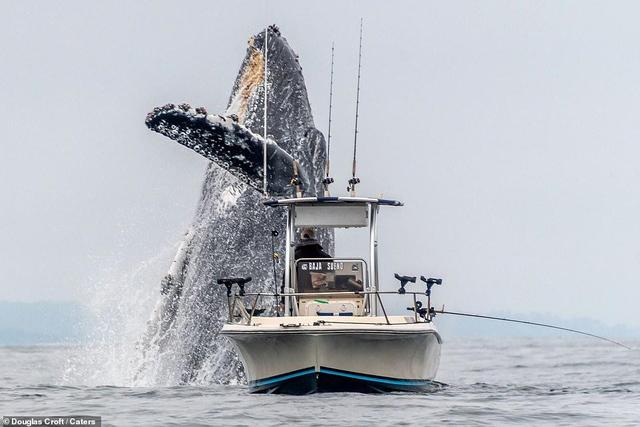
1 337 638 426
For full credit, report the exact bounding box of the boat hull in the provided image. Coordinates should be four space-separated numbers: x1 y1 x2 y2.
250 366 442 394
222 317 442 394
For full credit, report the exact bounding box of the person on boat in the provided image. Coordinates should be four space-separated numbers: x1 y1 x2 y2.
294 227 331 260
294 228 331 290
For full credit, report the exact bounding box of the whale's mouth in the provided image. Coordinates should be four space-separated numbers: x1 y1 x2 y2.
227 40 265 123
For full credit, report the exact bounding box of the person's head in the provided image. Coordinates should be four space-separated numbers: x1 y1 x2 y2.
300 227 315 240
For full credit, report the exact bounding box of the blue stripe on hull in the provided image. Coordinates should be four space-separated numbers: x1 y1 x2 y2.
249 367 441 394
251 368 316 387
249 368 317 394
319 367 432 387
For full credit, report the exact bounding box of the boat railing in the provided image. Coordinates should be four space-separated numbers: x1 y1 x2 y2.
224 290 435 326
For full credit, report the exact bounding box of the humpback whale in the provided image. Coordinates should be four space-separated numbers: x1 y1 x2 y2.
137 26 334 385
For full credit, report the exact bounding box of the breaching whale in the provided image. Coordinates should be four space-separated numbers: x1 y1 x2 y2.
137 26 334 385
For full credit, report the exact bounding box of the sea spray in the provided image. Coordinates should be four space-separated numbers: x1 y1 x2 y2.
62 245 175 386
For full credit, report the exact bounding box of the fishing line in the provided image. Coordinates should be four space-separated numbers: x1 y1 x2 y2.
436 309 633 350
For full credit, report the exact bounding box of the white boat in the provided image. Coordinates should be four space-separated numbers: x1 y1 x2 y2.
220 196 443 394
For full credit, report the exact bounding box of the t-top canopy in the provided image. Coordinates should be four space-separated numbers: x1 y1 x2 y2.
264 196 403 228
263 196 403 207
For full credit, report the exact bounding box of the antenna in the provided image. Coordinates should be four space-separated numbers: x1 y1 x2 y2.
322 43 335 196
262 26 269 196
348 18 363 196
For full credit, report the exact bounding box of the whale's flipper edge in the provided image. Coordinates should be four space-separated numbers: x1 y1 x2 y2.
146 103 310 196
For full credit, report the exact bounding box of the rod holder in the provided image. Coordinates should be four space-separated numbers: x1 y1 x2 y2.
394 273 416 294
217 277 252 297
420 276 442 297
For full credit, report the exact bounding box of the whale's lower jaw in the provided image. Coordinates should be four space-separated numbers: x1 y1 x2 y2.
146 103 309 196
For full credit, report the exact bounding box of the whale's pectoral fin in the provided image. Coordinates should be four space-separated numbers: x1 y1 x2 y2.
145 103 309 196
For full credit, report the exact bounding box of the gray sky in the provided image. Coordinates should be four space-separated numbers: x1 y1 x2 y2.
1 1 639 328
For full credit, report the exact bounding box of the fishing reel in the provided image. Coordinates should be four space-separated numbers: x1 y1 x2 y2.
394 273 416 294
290 174 303 198
347 176 360 194
270 230 281 263
406 300 439 320
406 300 427 319
217 276 252 297
322 176 334 186
405 276 444 322
322 176 334 196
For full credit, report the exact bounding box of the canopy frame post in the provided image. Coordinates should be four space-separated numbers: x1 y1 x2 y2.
283 206 294 315
368 203 379 315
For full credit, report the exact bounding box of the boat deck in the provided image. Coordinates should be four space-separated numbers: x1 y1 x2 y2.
223 315 442 336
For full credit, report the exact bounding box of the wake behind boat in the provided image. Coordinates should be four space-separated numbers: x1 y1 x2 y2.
219 197 444 394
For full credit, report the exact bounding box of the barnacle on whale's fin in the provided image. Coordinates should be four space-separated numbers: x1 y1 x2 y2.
145 103 309 196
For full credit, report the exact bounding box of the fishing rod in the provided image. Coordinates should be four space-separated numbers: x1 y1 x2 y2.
262 25 269 197
435 309 633 350
348 18 363 196
322 42 335 196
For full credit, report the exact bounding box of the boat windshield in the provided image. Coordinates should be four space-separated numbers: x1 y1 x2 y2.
295 259 366 294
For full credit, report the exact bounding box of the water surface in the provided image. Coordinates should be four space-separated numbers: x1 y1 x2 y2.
1 337 638 426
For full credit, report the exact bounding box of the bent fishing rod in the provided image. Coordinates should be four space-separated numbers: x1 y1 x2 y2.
433 308 633 350
395 275 633 350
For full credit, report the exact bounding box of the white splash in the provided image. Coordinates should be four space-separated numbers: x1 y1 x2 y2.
61 244 178 386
